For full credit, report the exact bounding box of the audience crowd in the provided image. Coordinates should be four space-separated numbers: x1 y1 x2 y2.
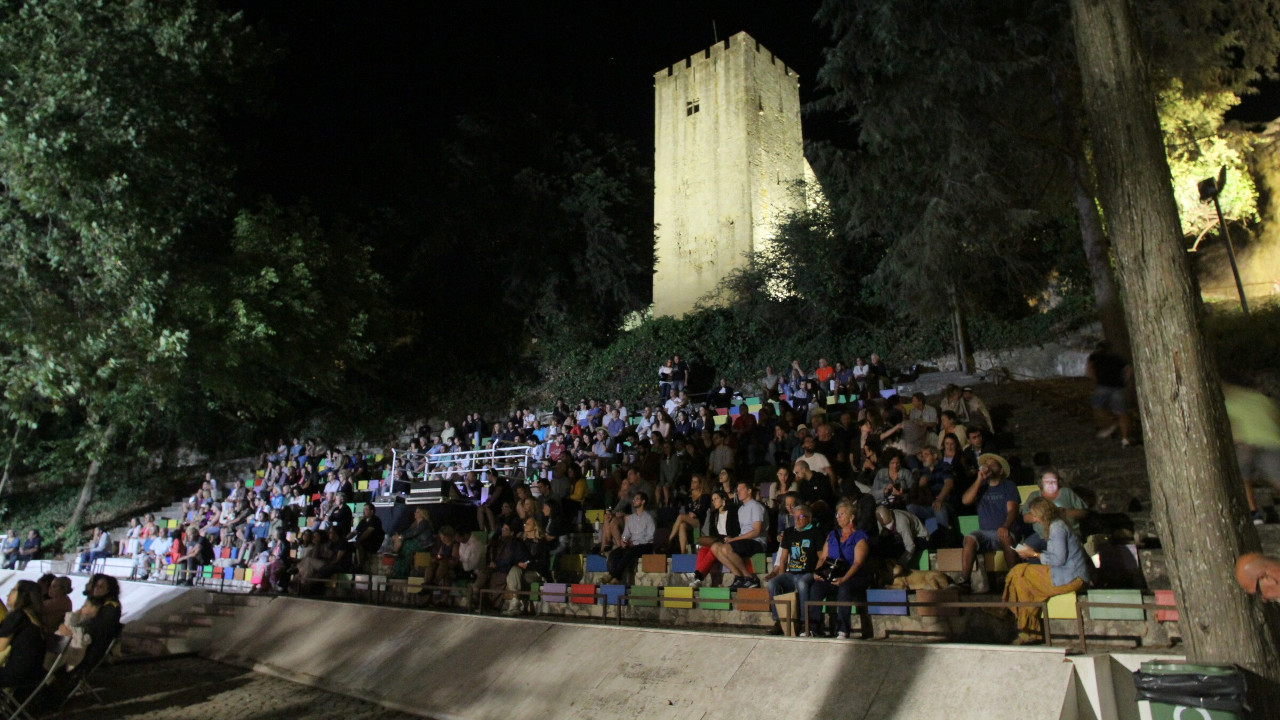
37 351 1216 647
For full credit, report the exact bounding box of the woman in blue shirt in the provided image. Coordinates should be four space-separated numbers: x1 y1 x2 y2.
1004 497 1092 644
808 499 872 639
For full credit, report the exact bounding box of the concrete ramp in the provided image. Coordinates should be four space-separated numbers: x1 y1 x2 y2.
206 597 1077 720
0 568 200 625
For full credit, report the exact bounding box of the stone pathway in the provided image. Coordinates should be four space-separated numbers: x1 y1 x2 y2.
56 655 427 720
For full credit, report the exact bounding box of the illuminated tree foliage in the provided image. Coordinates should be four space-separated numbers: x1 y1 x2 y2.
0 0 377 539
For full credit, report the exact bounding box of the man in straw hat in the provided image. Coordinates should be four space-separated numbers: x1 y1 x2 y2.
957 453 1023 590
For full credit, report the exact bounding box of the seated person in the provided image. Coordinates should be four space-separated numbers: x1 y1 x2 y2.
958 454 1023 589
41 577 73 635
870 452 911 508
764 504 825 635
873 506 929 576
422 526 462 605
596 468 653 554
604 492 655 583
349 504 386 569
906 446 955 530
14 529 41 570
667 474 710 555
178 526 215 586
808 500 873 639
793 460 834 509
688 491 734 589
77 526 113 573
472 523 529 611
391 507 433 579
504 517 553 616
1020 469 1088 552
0 581 48 690
1004 498 1091 644
0 530 20 569
710 482 767 589
63 574 123 672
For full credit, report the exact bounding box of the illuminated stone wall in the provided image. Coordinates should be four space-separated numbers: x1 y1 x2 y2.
652 32 808 317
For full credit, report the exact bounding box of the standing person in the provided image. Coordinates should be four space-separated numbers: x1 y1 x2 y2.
764 504 825 635
658 359 673 399
808 500 873 639
670 355 689 394
761 365 781 399
1004 498 1091 645
1223 383 1280 525
1086 341 1133 446
867 353 890 392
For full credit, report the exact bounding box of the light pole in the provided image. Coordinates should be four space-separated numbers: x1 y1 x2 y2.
1197 167 1249 314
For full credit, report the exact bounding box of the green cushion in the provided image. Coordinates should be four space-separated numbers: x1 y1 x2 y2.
699 586 731 611
629 585 659 607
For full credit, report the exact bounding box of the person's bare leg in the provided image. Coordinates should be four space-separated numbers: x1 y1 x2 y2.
997 529 1019 571
961 535 978 583
674 520 691 553
1118 412 1133 444
712 543 751 578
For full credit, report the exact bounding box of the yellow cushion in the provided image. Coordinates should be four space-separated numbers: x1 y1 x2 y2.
1048 591 1078 619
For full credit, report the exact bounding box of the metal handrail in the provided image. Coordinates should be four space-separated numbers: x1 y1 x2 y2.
377 444 534 502
1074 599 1179 652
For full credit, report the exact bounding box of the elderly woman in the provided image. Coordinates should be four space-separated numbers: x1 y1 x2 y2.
391 507 433 579
1020 469 1089 553
807 499 872 639
1004 497 1091 644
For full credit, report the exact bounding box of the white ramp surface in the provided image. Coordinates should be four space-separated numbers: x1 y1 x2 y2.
206 597 1077 720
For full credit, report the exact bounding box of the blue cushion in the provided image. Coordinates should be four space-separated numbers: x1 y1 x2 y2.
599 584 626 606
868 588 909 616
585 554 608 573
671 554 697 574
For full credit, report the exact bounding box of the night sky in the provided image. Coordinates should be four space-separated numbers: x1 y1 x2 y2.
225 2 1277 209
228 2 827 205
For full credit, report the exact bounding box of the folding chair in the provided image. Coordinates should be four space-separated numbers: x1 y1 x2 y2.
4 635 70 720
59 636 119 710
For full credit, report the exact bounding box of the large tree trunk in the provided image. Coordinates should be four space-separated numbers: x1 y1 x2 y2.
948 284 974 374
64 421 116 540
1049 62 1133 361
1069 0 1280 710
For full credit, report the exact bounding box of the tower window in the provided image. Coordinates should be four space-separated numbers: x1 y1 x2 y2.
686 99 700 116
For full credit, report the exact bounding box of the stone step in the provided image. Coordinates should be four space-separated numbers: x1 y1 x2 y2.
167 613 215 627
207 592 269 607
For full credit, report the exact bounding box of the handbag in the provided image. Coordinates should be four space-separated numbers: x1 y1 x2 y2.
814 556 851 582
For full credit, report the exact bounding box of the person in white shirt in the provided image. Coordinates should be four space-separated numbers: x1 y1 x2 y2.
636 407 654 440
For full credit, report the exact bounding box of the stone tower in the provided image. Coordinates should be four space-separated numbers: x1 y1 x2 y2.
652 31 808 318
